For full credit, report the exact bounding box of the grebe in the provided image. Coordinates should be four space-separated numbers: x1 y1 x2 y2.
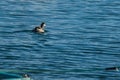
33 22 46 33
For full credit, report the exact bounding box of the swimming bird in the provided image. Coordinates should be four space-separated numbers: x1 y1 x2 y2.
105 67 119 71
33 22 46 33
23 74 29 78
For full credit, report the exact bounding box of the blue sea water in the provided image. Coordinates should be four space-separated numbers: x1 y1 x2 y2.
0 0 120 80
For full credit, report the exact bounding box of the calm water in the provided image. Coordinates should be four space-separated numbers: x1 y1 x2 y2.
0 0 120 80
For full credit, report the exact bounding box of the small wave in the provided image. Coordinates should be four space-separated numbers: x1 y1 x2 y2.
0 30 32 34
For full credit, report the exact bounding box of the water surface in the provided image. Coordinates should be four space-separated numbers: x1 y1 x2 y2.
0 0 120 80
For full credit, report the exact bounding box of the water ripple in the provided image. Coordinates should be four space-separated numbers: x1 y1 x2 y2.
0 0 120 80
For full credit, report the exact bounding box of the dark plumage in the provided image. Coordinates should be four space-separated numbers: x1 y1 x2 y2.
33 22 46 33
105 67 119 71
